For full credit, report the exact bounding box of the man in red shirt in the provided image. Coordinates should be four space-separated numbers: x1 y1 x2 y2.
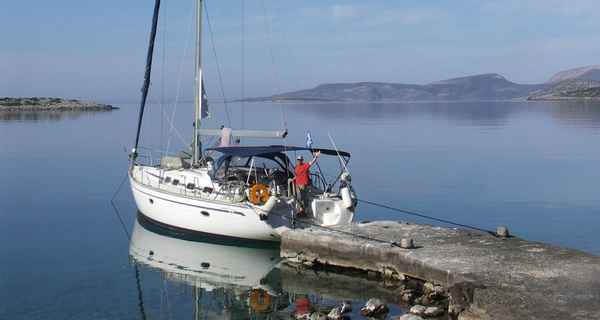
294 151 320 214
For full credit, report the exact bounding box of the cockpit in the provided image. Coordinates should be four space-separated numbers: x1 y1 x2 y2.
206 145 351 198
212 153 293 196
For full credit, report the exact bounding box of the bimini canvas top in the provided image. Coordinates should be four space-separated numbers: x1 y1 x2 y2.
207 145 351 158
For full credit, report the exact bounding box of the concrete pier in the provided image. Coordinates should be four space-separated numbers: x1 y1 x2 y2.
280 221 600 320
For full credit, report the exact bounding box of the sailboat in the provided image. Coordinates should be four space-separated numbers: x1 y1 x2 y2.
128 0 357 244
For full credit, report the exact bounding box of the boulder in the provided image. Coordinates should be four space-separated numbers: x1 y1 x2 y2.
401 291 415 303
424 306 444 317
310 312 327 320
327 308 342 320
394 314 425 320
327 301 352 320
409 305 427 316
360 298 389 317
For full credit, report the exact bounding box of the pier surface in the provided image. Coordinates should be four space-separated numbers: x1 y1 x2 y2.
280 221 600 320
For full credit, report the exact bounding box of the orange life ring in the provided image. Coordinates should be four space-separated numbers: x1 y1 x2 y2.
249 289 272 313
249 184 270 205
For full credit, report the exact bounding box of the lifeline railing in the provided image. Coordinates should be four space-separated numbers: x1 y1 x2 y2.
134 164 245 203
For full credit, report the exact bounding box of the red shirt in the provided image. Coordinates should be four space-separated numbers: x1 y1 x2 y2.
294 297 312 316
294 162 311 186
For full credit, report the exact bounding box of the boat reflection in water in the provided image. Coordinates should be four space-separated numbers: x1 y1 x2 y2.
129 215 405 319
129 215 288 319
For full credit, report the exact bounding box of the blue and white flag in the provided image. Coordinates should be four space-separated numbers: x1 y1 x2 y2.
306 131 313 148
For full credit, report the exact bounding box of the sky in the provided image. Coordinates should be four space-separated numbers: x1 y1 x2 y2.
2 0 600 102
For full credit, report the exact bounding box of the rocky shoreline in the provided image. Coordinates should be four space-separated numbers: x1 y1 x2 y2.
0 97 117 112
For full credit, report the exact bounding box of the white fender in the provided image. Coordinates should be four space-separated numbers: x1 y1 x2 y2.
257 196 277 215
340 187 353 209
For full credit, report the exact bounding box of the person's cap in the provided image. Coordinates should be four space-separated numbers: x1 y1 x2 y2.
297 155 304 161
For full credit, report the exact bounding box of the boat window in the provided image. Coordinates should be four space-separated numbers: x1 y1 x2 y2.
213 153 292 181
229 156 250 168
186 183 195 190
172 179 179 186
164 177 171 183
214 160 228 179
253 157 283 171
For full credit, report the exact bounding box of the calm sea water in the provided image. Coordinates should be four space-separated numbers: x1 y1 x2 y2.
2 100 600 319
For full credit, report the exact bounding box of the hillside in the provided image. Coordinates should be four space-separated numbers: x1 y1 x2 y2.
528 79 600 100
244 65 600 102
266 74 544 102
528 66 600 100
548 65 600 83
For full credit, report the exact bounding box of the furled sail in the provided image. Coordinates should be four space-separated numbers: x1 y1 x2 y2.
131 0 161 158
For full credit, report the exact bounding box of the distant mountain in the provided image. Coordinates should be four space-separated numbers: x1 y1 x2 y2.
548 65 600 83
248 66 600 102
528 79 600 100
527 66 600 100
261 74 544 102
423 73 544 100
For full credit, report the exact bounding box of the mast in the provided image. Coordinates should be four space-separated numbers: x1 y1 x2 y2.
192 0 204 166
132 0 162 160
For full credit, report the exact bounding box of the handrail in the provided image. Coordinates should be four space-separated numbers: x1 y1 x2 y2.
132 165 247 204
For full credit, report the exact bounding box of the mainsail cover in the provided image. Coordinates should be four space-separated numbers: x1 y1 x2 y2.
132 0 161 156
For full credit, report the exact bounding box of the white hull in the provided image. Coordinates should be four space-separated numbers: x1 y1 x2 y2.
129 173 290 243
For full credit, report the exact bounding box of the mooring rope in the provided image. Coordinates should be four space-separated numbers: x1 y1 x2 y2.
357 199 496 235
110 172 132 240
262 208 405 247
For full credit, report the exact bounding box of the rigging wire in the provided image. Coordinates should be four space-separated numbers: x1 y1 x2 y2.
260 0 288 129
162 109 189 149
259 0 290 177
165 0 195 156
204 0 232 127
